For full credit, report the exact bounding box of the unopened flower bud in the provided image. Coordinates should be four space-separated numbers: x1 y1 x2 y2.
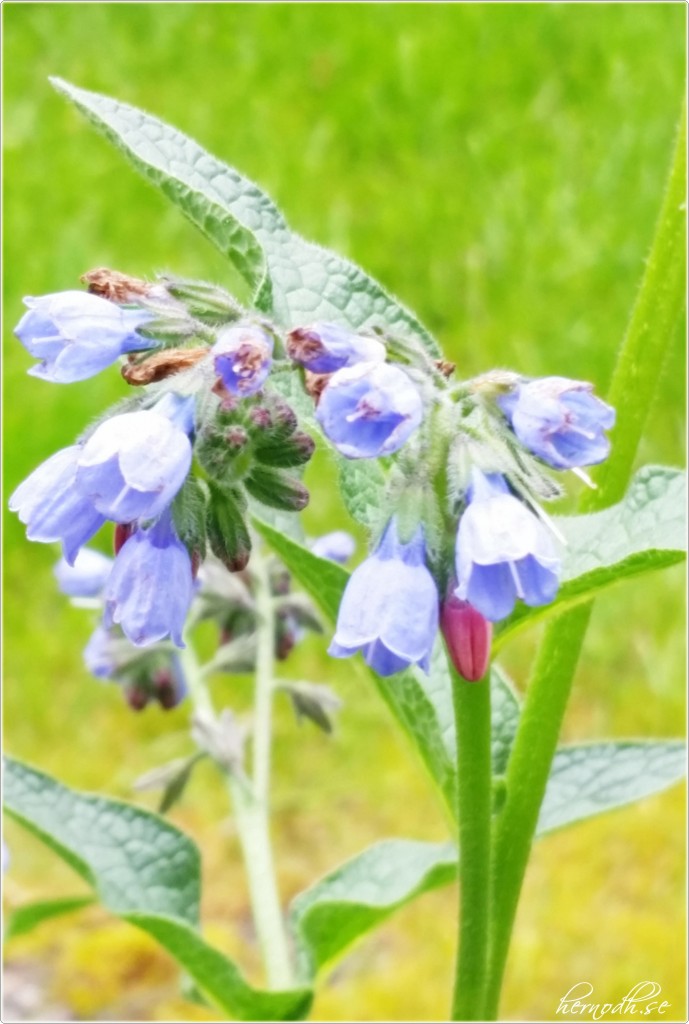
125 684 150 711
440 594 492 682
244 466 309 512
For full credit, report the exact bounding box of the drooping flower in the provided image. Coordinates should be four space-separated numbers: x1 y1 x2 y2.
75 395 194 522
102 511 195 647
497 376 615 470
286 323 386 374
9 445 106 564
329 518 439 676
310 530 356 564
316 362 423 459
54 547 113 598
15 290 152 383
211 323 273 396
440 593 492 682
84 624 187 709
455 469 560 622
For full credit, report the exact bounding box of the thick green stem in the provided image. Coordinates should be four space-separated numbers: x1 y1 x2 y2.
483 103 686 1020
451 666 493 1021
484 606 592 1019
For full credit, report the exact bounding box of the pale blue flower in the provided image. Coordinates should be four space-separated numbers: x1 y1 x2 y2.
455 469 560 622
286 323 386 373
15 290 152 383
329 519 438 676
103 512 194 647
310 530 356 564
316 362 423 459
498 376 615 469
9 445 106 564
54 547 113 598
75 396 194 522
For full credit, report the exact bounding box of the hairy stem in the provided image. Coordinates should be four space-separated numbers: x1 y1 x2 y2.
182 544 294 991
234 542 294 989
451 665 493 1021
483 101 686 1019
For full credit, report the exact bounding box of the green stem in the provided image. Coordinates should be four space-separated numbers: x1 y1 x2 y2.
232 542 294 990
483 102 686 1020
181 547 294 991
230 779 293 990
451 665 493 1021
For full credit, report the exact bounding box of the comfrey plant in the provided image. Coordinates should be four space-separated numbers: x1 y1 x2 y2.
4 80 686 1023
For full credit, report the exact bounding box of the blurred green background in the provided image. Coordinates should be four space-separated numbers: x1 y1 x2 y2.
3 3 686 1021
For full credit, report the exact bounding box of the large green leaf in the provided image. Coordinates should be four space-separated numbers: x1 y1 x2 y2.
287 740 686 979
289 839 457 979
51 78 438 355
536 740 686 836
3 758 312 1022
496 466 686 649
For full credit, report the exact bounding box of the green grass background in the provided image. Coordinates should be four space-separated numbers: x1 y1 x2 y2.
3 3 686 1021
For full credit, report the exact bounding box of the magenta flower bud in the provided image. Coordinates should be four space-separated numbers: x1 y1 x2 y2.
440 594 492 682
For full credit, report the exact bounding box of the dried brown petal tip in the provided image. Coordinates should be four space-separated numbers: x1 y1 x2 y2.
82 268 151 303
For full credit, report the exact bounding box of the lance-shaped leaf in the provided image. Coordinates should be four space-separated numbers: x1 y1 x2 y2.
4 895 95 942
289 839 457 979
51 78 438 355
536 740 687 836
3 758 312 1022
496 465 687 649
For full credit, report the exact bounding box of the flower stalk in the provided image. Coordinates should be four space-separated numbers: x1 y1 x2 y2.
450 663 492 1022
181 542 295 991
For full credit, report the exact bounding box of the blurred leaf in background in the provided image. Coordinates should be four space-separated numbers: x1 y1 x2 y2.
3 4 685 1021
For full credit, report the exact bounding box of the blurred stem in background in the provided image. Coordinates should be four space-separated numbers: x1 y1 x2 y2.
181 540 295 991
481 99 687 1021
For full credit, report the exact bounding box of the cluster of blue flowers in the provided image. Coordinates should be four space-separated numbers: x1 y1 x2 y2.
309 346 615 680
10 281 615 688
11 390 197 646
